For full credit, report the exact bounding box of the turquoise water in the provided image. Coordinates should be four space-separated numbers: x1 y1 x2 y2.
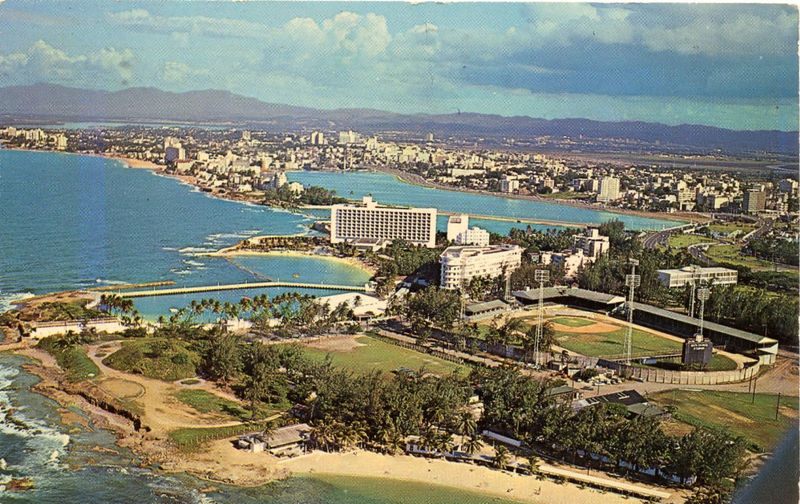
0 149 354 311
288 171 679 231
133 255 372 320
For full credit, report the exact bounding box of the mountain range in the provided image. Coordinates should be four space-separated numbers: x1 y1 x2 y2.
1 83 796 155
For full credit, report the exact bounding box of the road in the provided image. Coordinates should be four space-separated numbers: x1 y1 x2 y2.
643 229 672 249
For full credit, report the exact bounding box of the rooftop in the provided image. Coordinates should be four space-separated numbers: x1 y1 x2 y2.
632 301 777 345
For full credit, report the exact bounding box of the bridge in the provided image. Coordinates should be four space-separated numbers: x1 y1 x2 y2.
119 281 367 298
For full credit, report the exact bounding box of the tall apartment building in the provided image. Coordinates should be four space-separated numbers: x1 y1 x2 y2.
596 176 620 202
440 244 522 290
656 266 738 288
330 196 437 248
310 131 325 145
500 177 520 193
743 190 766 214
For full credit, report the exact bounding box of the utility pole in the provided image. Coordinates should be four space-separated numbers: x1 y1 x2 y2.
776 392 782 420
624 259 640 365
534 269 550 368
696 287 710 338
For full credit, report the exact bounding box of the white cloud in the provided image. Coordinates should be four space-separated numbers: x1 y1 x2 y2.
0 40 137 86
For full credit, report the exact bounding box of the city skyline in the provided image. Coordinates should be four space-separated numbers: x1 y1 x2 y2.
0 2 797 131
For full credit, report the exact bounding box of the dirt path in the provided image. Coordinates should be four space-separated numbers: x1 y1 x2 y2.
86 342 247 432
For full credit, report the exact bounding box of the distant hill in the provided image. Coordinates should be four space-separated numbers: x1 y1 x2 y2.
0 83 796 155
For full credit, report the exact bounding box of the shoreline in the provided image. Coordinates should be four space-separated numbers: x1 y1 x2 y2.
281 451 664 504
3 146 698 229
2 343 667 503
369 165 705 226
215 248 378 277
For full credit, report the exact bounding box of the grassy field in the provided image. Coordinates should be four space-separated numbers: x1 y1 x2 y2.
174 389 254 421
169 420 277 450
552 326 683 359
37 338 100 382
706 244 777 270
667 233 714 249
299 335 468 376
706 222 756 235
648 390 799 451
103 337 200 382
549 316 595 327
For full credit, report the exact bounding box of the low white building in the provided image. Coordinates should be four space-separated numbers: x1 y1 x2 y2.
656 266 738 288
456 227 490 246
440 244 522 290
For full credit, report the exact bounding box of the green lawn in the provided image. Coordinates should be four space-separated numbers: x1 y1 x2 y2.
37 338 100 382
667 233 714 249
549 316 596 328
103 337 200 382
174 389 258 421
648 390 799 451
706 222 756 235
553 326 683 359
706 244 777 270
299 335 468 376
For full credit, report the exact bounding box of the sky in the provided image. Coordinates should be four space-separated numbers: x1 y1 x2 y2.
0 1 797 131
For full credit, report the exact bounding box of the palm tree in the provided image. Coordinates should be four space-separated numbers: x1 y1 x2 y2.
463 435 483 456
527 455 541 475
457 411 477 437
492 445 510 471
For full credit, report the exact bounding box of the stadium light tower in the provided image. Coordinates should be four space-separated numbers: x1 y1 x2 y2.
696 287 710 338
624 259 641 365
534 269 550 368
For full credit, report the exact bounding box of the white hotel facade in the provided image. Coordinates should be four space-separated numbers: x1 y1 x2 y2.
440 244 522 290
330 196 437 248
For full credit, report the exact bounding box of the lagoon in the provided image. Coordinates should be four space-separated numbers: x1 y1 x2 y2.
288 170 680 230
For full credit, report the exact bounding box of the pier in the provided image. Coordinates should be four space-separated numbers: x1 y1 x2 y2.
118 281 367 298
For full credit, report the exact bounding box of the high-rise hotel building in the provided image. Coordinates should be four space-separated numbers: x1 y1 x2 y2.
330 196 437 248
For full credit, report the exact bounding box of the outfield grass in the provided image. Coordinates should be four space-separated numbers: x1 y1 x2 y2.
37 338 100 382
103 337 200 382
648 390 799 451
549 316 596 328
299 335 467 376
169 420 277 450
667 234 714 249
553 326 683 359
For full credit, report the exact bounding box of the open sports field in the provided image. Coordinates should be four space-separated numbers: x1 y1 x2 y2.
649 389 799 451
525 315 683 359
300 334 468 376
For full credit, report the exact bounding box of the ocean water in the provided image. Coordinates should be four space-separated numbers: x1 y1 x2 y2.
0 354 524 504
0 149 350 311
288 171 680 231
